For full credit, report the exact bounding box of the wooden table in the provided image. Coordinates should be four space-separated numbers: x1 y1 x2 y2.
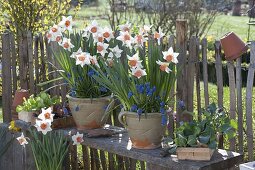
1 121 243 170
65 126 243 170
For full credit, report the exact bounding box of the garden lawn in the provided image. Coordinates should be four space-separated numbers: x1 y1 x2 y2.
69 2 255 41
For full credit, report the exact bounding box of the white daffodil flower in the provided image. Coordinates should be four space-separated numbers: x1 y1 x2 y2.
38 107 54 122
16 132 29 147
127 53 143 68
162 47 179 63
131 67 147 79
156 60 171 73
59 16 73 32
61 38 74 52
72 132 84 145
35 119 52 135
97 42 109 57
154 27 165 45
108 45 123 58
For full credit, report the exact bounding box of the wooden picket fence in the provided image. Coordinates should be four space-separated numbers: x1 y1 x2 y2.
1 19 255 169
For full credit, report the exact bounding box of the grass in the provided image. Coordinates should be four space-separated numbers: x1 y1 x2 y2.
69 1 255 41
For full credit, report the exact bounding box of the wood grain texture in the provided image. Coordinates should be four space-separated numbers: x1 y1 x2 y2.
202 38 209 107
236 58 243 153
246 41 255 161
195 37 201 121
176 19 191 122
27 31 35 94
10 33 17 94
214 41 223 108
82 145 90 170
2 32 12 122
227 61 236 151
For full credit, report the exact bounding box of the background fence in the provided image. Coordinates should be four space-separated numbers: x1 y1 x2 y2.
1 19 255 169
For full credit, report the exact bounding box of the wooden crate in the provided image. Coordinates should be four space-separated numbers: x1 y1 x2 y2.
176 147 215 161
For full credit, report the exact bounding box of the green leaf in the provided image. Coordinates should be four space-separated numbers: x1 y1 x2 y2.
37 77 63 87
225 130 236 139
187 135 197 146
230 119 238 130
208 141 217 149
194 126 201 136
176 134 187 147
198 135 210 144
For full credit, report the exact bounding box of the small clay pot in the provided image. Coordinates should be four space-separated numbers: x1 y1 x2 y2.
220 32 248 61
12 89 29 109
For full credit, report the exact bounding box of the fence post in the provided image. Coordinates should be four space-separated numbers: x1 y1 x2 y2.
176 19 191 122
2 31 12 123
246 41 255 161
27 31 35 94
236 57 243 153
227 61 236 151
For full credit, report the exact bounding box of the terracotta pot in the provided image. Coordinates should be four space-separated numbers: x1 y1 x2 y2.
67 95 113 130
118 111 165 149
220 32 248 61
12 89 29 110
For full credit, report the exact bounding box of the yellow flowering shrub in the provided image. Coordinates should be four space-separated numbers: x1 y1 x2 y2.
0 0 72 34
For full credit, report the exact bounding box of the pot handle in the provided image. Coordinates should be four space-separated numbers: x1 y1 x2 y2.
101 98 115 123
118 111 128 127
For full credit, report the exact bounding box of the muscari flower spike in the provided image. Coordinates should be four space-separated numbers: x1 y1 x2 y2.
128 91 133 99
130 104 138 112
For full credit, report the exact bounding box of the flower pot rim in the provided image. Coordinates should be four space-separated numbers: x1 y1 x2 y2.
66 94 111 102
119 111 162 119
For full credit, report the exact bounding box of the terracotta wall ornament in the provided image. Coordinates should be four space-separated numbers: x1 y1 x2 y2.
220 32 248 61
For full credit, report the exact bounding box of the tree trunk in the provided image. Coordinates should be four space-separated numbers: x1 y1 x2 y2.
248 0 255 18
232 0 242 16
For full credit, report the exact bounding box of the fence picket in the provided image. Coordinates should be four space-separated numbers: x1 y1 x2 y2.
34 36 40 94
227 61 236 151
27 31 35 94
2 32 12 123
10 33 17 94
186 36 196 113
202 38 209 107
195 37 202 120
236 58 243 153
168 34 175 138
246 42 255 161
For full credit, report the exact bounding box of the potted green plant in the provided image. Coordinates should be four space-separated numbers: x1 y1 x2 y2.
46 18 114 130
16 92 60 123
87 24 178 149
15 107 84 170
162 103 237 160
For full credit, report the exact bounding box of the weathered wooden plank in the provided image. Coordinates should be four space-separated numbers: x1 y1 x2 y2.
246 41 255 161
195 37 202 121
92 148 101 170
108 152 115 170
70 145 78 170
186 36 196 113
82 145 90 170
63 145 70 170
27 31 35 94
214 41 223 108
34 35 40 94
2 32 12 122
129 158 137 170
124 157 130 170
168 35 175 137
176 19 190 122
40 34 46 85
227 61 236 151
74 128 242 170
90 147 96 170
235 58 243 153
99 150 107 170
140 161 145 170
18 31 28 89
202 38 209 107
10 33 17 94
